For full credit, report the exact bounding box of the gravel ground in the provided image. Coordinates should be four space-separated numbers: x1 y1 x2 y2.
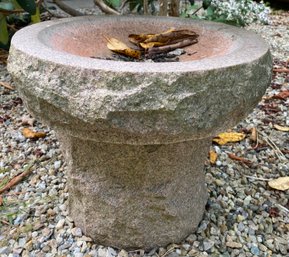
0 10 289 257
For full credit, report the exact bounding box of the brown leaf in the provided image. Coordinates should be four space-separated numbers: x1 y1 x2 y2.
274 124 289 132
129 29 199 50
144 29 198 44
227 153 252 166
105 37 141 59
0 162 34 194
268 207 280 217
128 28 175 45
0 195 3 206
268 177 289 191
213 132 246 145
272 90 289 100
22 128 46 139
209 150 218 165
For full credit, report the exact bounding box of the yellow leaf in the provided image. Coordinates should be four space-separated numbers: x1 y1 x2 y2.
128 28 174 45
268 177 289 191
213 132 245 145
209 150 218 164
139 41 166 49
105 37 141 59
274 124 289 132
22 128 46 139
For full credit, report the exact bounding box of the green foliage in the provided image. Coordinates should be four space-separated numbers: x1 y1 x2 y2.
16 0 36 15
0 14 9 49
0 0 40 50
183 0 270 26
105 0 121 9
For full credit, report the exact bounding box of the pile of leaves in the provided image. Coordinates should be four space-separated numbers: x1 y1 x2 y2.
104 28 199 61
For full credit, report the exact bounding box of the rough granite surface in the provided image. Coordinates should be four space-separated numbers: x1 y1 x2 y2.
7 16 273 249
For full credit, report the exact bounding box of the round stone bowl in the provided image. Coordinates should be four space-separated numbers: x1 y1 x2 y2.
8 16 272 250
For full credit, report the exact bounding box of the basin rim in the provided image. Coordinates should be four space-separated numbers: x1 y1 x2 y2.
10 15 270 73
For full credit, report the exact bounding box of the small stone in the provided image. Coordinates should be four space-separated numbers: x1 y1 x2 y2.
24 240 33 251
244 196 252 206
226 241 242 249
71 227 83 237
215 179 225 186
98 248 107 257
0 247 9 255
118 249 129 257
75 253 84 257
203 239 214 251
55 219 65 229
54 160 62 170
250 245 260 255
107 247 117 257
186 234 197 243
18 237 26 247
47 209 56 216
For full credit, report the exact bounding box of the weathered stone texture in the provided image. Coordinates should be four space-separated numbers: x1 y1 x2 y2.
7 16 272 249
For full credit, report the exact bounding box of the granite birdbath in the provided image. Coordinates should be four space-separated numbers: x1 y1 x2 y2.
8 16 272 250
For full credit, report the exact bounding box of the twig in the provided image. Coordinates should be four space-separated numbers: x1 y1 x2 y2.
276 204 289 213
147 38 198 57
273 68 289 73
227 153 252 166
191 5 203 16
93 0 120 15
257 129 286 161
0 161 35 194
161 247 178 257
53 0 85 16
0 81 14 90
244 175 271 181
0 219 10 225
143 0 149 14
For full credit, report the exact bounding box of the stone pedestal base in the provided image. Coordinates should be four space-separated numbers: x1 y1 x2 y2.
58 133 210 250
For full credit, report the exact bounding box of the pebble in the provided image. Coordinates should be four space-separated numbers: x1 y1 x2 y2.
55 219 65 229
226 242 242 249
71 227 83 237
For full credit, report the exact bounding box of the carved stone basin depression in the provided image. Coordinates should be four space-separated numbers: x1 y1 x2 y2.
8 16 272 249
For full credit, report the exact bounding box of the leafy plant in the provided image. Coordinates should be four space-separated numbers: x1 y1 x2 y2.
182 0 270 26
0 0 40 49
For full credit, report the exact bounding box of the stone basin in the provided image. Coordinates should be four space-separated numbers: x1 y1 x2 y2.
8 16 272 250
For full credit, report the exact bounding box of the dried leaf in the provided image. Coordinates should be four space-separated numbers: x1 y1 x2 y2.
272 90 289 100
274 124 289 132
227 153 252 166
0 162 34 194
105 37 141 59
209 150 218 164
128 28 174 45
144 29 198 44
0 195 3 206
139 41 166 49
268 207 280 217
128 33 157 45
129 28 199 49
22 128 46 139
268 177 289 191
250 127 257 142
213 132 245 145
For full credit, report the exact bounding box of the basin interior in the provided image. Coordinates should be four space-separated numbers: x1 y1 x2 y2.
41 18 234 62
